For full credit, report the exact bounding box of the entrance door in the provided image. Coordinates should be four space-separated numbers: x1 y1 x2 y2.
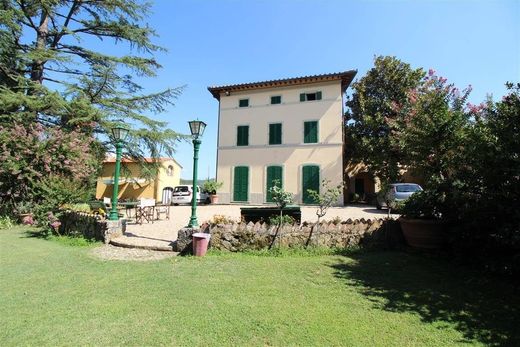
162 187 173 204
302 165 319 204
266 166 283 202
233 166 249 202
355 178 365 195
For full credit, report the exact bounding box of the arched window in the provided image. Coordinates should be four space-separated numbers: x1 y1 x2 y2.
167 165 174 176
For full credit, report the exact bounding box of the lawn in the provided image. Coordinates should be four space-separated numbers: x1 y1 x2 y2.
1 227 518 346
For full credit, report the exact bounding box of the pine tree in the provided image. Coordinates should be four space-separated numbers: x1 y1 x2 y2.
0 0 184 158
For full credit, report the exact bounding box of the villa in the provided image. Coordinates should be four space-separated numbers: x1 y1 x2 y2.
208 71 357 205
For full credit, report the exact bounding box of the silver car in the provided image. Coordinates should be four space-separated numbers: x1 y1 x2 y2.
376 183 423 210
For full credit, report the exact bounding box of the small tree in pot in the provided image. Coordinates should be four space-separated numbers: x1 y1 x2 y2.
267 180 294 249
202 180 223 204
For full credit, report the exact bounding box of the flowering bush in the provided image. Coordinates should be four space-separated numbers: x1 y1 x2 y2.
0 123 100 227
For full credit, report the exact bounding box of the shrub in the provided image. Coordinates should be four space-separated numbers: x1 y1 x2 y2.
202 180 223 195
0 216 15 229
268 214 296 226
209 215 237 224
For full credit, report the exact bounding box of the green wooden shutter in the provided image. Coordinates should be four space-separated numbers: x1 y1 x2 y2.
233 166 248 201
300 93 305 102
316 91 322 100
302 165 320 204
266 166 283 202
237 126 249 146
239 99 249 107
269 123 282 145
304 121 318 143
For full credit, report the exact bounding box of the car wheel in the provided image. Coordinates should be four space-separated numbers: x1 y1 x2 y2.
376 203 382 210
205 197 211 204
173 203 179 206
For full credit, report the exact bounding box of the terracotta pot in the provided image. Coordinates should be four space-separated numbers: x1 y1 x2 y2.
210 194 219 204
399 217 447 249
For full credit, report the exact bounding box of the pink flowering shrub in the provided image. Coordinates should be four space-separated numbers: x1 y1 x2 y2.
0 123 100 227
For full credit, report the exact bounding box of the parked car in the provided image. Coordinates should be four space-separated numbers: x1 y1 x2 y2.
171 185 210 205
376 183 423 210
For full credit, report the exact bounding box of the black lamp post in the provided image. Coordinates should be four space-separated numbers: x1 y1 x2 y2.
187 120 206 228
109 125 129 221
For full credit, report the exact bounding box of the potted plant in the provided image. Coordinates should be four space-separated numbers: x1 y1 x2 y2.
399 190 448 249
202 180 223 204
15 201 34 224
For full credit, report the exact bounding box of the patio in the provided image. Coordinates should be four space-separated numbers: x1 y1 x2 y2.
110 204 396 251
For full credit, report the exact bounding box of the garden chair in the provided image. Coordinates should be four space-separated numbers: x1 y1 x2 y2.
155 203 170 220
135 198 155 224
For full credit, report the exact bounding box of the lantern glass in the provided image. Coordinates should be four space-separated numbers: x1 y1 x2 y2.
111 125 129 141
188 120 207 139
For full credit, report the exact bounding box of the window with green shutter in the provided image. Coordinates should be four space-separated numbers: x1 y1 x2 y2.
302 165 320 204
299 91 322 102
233 166 249 202
266 166 283 202
271 95 281 104
239 99 249 107
269 123 282 145
304 121 318 143
237 125 249 146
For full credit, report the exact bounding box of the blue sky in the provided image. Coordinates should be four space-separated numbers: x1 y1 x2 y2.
135 0 519 179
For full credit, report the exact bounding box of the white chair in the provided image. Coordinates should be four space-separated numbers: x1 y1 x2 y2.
136 198 156 224
103 197 111 208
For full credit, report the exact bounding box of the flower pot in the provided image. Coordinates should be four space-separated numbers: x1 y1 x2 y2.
192 233 211 256
399 217 447 249
210 194 219 204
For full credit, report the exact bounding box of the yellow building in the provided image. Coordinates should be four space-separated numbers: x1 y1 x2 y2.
95 158 182 203
208 71 357 205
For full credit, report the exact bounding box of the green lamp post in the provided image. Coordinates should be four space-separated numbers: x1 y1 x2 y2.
187 120 207 228
109 125 129 221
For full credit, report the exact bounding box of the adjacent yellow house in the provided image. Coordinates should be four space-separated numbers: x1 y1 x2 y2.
208 71 357 206
95 158 182 203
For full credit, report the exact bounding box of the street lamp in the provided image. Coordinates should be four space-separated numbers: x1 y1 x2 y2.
109 125 129 221
187 120 206 228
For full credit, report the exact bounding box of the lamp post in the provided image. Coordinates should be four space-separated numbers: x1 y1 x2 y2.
187 120 207 228
109 125 129 221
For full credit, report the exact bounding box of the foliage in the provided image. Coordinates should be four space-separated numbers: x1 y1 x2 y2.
0 0 184 158
267 180 294 249
208 215 237 225
268 180 294 210
399 191 444 220
268 214 296 226
345 56 425 184
202 180 223 195
0 215 15 229
60 203 92 213
306 180 343 246
0 123 97 225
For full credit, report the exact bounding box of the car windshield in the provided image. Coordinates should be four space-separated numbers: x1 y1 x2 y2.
395 184 422 193
174 186 189 193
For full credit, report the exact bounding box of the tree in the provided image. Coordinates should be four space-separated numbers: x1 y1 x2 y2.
0 0 184 158
306 180 342 247
345 56 425 184
267 180 293 249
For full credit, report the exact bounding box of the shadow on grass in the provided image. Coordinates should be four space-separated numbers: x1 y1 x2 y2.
23 229 99 246
329 251 519 347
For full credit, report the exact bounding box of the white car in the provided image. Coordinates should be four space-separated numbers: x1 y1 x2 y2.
171 185 209 205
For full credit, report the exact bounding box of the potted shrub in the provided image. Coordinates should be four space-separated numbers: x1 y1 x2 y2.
399 190 448 249
202 180 223 204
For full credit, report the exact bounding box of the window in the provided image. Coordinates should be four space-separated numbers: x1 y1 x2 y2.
239 99 249 107
269 123 282 145
270 95 282 104
303 121 318 143
166 165 174 176
237 125 249 146
299 91 322 102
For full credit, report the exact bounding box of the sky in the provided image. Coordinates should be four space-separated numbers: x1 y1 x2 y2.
132 0 519 179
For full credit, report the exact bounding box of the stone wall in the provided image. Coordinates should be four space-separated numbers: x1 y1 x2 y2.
59 211 125 244
175 218 403 253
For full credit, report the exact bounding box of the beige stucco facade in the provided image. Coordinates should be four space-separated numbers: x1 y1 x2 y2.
210 72 356 205
95 158 182 202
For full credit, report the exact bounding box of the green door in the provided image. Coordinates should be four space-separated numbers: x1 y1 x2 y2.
266 166 283 202
233 166 249 202
302 165 319 204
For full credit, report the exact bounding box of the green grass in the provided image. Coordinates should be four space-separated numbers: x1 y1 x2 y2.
1 226 518 346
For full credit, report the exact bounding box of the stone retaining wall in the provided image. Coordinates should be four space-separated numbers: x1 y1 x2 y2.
176 218 403 253
59 211 125 244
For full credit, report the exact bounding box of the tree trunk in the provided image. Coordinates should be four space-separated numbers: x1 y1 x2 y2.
30 11 49 84
306 216 320 247
268 209 283 250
